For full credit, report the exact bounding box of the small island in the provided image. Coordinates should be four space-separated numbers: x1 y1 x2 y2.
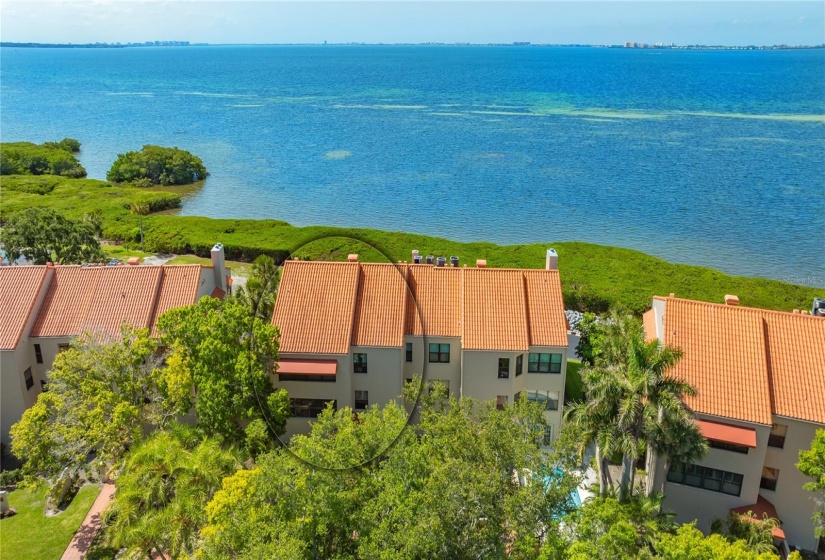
107 145 208 187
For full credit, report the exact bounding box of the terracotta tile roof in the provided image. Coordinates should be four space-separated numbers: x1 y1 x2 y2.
351 264 406 347
150 265 202 336
763 312 825 424
0 266 49 350
275 261 568 354
462 268 529 351
523 270 568 347
650 296 825 425
404 265 461 337
272 261 359 354
30 265 202 339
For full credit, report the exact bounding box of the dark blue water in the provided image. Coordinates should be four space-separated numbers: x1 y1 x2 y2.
2 46 823 284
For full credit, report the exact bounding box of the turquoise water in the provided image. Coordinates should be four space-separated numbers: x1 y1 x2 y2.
1 46 823 284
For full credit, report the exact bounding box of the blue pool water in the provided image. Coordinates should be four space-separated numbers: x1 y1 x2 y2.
1 46 823 283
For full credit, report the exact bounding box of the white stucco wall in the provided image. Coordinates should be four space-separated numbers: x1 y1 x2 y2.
659 416 771 533
351 346 404 410
763 416 822 551
1 349 27 446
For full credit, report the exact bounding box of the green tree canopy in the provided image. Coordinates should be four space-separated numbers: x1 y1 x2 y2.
197 387 576 559
2 207 105 264
655 524 778 560
0 139 85 177
797 429 825 538
157 297 289 443
10 327 167 483
107 145 208 186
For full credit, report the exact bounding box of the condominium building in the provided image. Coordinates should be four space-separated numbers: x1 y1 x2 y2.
0 244 230 445
271 250 570 441
644 294 825 555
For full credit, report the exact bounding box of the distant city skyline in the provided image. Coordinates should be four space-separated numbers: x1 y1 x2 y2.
1 1 823 46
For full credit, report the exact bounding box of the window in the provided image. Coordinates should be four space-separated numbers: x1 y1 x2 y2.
429 343 450 363
34 344 43 364
760 467 779 491
516 355 523 377
496 395 508 410
405 343 413 362
355 390 369 410
528 353 563 374
709 440 749 454
353 353 368 373
58 344 70 353
542 425 553 446
498 358 510 379
667 462 743 496
278 374 336 383
520 390 560 411
768 424 787 448
289 398 337 418
24 367 34 390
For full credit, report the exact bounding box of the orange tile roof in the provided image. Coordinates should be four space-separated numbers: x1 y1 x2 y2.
651 296 825 425
351 264 406 347
274 261 568 354
0 266 49 350
272 261 360 354
151 265 202 336
404 265 461 337
462 268 529 351
523 270 568 347
30 265 202 339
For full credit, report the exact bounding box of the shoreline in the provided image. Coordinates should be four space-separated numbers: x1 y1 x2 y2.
1 173 822 315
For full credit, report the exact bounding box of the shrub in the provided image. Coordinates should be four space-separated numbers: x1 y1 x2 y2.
0 469 22 489
107 145 208 186
0 141 86 177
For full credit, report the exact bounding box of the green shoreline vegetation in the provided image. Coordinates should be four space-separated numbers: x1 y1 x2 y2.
1 140 820 314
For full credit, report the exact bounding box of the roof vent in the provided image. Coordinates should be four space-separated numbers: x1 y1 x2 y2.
450 256 459 267
426 255 434 265
545 248 558 270
812 298 825 317
476 259 487 268
413 255 423 264
724 294 740 306
411 249 420 260
347 254 358 262
436 257 446 267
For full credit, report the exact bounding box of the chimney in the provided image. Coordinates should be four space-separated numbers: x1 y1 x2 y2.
450 256 459 267
793 309 800 314
476 259 487 268
436 257 446 267
127 257 140 266
545 248 558 270
347 254 358 262
411 249 420 261
724 294 740 306
669 293 675 298
211 243 227 291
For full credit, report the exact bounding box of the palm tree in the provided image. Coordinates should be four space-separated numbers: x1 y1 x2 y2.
711 511 780 556
130 202 150 252
234 254 279 320
613 335 701 501
103 427 241 559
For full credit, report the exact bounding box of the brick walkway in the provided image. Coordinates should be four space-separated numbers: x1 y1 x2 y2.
60 483 115 560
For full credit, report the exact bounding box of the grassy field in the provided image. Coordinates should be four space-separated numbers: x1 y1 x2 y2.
165 254 253 277
0 484 100 560
564 360 584 404
1 173 820 314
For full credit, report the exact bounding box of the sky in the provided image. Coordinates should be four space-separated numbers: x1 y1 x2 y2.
1 1 823 46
